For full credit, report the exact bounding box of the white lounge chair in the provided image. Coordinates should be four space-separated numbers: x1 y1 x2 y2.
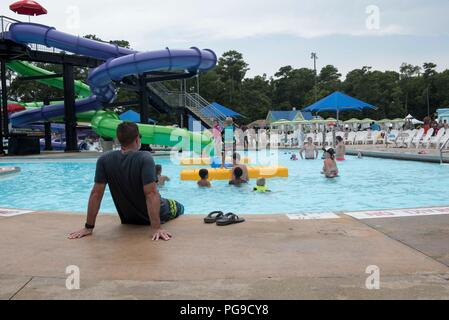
402 130 418 148
355 131 367 145
411 128 425 148
420 128 434 148
366 130 378 144
429 128 446 148
438 131 449 149
385 130 399 146
345 132 356 145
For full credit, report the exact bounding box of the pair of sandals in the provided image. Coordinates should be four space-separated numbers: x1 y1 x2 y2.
204 211 245 226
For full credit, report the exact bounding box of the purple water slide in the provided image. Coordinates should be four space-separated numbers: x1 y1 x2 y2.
7 22 217 126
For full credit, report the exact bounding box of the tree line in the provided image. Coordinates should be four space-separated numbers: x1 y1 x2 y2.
195 51 449 124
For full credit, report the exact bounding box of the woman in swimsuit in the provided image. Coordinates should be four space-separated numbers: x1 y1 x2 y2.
321 148 339 178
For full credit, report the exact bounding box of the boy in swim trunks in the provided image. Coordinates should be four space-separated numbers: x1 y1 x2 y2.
335 136 346 161
198 169 211 188
229 167 247 186
300 137 319 160
156 164 170 187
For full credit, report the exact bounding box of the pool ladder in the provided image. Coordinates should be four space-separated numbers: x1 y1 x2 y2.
440 137 449 164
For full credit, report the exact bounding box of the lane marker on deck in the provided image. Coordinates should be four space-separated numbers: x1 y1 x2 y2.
0 208 34 217
345 207 449 220
287 212 341 220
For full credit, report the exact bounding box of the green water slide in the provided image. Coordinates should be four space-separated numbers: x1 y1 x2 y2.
7 61 213 154
7 61 91 98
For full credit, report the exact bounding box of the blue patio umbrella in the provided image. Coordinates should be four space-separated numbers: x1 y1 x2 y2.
303 92 376 122
119 110 156 124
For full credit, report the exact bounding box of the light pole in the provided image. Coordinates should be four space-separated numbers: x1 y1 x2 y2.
311 52 318 102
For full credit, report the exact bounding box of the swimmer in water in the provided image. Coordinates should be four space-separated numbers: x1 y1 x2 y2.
300 137 319 160
335 136 346 161
321 148 339 178
253 178 271 192
197 169 211 188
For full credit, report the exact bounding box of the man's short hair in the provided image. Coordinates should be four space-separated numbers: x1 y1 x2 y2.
117 122 140 147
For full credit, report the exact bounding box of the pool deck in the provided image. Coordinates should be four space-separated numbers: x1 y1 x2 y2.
347 145 449 163
1 209 449 300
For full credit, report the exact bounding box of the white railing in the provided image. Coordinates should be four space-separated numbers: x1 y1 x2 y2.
148 82 228 128
440 137 449 164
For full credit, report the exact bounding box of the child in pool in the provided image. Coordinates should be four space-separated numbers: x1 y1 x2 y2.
290 153 299 161
197 169 211 188
335 136 346 161
156 164 170 187
253 178 271 192
229 167 247 186
321 148 339 178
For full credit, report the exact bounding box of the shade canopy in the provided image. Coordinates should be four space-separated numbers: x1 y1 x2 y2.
119 110 156 124
303 92 376 121
202 102 243 119
247 119 267 128
10 0 47 16
344 118 362 124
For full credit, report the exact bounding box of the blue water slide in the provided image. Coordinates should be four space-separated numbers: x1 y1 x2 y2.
6 22 217 127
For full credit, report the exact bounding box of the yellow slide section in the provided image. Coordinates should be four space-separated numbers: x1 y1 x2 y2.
180 166 289 181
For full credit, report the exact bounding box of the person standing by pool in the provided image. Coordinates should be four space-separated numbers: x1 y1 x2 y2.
299 137 319 160
335 136 346 161
221 117 237 168
212 120 222 156
68 122 184 241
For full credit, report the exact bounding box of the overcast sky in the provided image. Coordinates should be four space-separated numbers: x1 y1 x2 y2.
2 0 449 77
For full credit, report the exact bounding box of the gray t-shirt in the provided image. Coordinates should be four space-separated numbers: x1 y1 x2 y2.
94 150 168 225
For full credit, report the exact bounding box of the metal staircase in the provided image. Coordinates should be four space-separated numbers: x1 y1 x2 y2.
148 82 227 129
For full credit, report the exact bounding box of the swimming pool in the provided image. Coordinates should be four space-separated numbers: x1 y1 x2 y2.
1 151 448 215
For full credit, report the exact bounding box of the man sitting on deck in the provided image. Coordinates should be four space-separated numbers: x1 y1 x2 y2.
68 122 184 241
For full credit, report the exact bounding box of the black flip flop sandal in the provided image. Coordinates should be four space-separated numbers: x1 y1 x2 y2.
216 213 245 226
204 211 224 224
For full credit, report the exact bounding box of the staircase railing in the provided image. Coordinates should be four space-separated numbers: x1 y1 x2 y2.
148 82 228 128
440 136 449 164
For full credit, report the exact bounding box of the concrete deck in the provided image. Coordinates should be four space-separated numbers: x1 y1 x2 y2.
347 145 449 163
1 211 449 300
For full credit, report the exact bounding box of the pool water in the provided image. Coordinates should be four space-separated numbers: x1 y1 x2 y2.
1 151 449 215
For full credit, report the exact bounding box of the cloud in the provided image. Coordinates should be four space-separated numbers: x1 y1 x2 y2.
3 0 449 46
